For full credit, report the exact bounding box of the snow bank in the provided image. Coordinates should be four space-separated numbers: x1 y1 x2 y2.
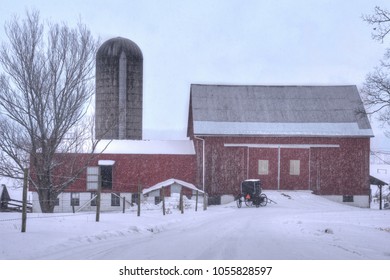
1 191 389 260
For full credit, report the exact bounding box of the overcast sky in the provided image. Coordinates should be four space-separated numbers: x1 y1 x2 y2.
1 0 389 148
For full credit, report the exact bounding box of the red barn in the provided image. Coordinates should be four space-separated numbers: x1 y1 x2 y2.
31 140 197 212
31 84 374 212
187 84 373 207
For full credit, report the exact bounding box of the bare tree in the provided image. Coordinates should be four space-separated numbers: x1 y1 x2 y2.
361 7 390 126
0 10 100 212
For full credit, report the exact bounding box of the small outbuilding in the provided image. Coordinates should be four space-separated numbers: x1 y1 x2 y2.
142 178 206 212
369 175 388 210
143 178 204 196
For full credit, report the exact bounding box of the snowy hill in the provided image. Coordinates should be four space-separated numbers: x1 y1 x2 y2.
0 190 389 260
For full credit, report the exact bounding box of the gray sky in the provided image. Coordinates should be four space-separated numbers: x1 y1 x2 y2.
1 0 389 148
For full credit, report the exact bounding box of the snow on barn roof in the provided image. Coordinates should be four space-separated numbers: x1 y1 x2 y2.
94 139 195 155
190 84 374 137
142 178 204 195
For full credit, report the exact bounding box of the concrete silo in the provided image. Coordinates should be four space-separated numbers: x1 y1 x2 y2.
95 37 143 140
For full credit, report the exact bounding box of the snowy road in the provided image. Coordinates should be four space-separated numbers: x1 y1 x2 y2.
1 191 390 260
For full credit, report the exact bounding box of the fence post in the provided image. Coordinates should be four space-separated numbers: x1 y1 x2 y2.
203 193 208 211
21 168 28 233
123 196 126 213
96 167 101 222
137 183 141 217
162 187 166 215
195 190 199 212
180 189 184 214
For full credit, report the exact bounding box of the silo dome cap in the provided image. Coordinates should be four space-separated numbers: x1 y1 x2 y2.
96 37 143 60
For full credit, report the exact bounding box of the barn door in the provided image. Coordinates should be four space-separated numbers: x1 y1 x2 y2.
279 148 310 190
247 146 309 190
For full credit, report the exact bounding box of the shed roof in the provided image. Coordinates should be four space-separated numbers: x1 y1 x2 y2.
369 175 388 186
142 178 204 195
190 84 373 137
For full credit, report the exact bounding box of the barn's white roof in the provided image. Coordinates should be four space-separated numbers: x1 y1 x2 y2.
194 121 374 137
94 139 195 155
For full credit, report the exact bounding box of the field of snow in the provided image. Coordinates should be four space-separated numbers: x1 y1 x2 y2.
0 190 389 260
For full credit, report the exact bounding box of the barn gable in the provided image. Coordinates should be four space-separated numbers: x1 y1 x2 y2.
189 84 373 137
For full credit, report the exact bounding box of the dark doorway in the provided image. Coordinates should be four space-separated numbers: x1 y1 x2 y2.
101 166 113 190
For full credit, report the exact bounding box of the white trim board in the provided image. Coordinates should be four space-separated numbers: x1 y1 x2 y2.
224 143 340 149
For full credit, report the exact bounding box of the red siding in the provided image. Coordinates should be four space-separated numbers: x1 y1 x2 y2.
50 153 197 193
248 148 278 189
280 148 310 190
35 136 370 199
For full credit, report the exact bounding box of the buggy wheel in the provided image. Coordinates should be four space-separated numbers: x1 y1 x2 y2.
236 198 242 208
259 193 268 207
245 199 253 207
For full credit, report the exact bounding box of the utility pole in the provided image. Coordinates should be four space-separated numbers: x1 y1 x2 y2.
21 168 28 233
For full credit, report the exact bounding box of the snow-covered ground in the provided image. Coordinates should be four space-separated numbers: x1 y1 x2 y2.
0 190 389 260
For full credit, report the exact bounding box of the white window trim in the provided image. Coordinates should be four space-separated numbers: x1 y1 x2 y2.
258 160 269 175
290 160 300 176
87 166 99 190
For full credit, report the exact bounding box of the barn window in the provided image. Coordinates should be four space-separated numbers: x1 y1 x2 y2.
70 193 80 206
87 167 99 190
343 195 354 202
290 160 300 175
111 193 120 206
101 166 113 190
258 160 269 175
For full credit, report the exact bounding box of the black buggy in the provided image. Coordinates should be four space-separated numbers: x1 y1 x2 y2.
236 179 268 208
